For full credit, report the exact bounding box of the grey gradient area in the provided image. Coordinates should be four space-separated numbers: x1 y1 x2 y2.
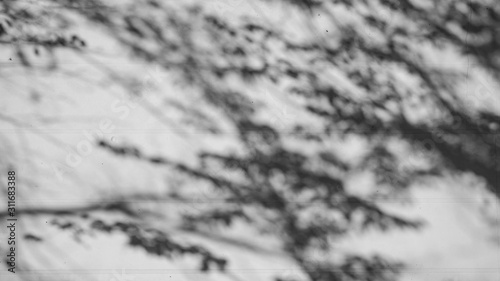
0 1 499 281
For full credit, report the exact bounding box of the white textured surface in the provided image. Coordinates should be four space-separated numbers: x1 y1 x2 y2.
0 1 499 281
